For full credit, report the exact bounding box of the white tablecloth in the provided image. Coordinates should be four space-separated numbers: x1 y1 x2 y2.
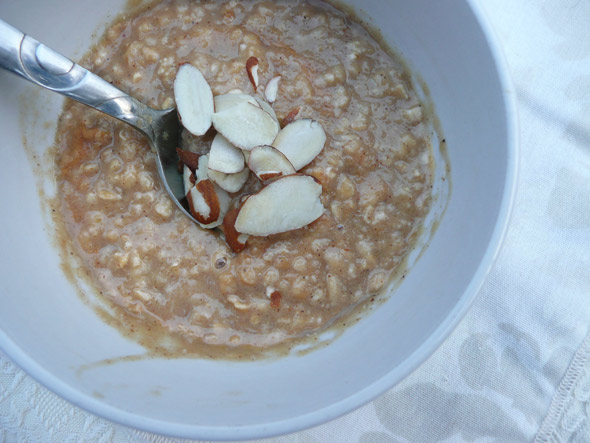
2 0 590 441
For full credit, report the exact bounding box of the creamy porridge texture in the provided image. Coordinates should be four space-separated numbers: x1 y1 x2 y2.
54 0 435 355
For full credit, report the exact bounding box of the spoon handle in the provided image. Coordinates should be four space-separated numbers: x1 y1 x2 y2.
0 19 158 140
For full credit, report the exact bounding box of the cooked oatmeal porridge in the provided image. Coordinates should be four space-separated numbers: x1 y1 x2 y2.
54 0 435 354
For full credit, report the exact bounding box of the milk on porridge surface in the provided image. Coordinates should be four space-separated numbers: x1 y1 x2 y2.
54 0 434 354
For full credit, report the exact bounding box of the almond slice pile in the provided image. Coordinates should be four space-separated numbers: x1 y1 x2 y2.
174 61 327 252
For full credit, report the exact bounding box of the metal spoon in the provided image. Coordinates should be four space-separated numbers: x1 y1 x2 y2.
0 19 197 223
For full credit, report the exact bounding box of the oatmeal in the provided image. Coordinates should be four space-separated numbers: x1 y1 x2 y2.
54 0 435 353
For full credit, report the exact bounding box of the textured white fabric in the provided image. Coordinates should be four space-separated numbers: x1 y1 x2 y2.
2 0 590 441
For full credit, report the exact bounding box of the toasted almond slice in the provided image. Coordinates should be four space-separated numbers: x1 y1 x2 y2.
264 76 281 103
188 179 220 225
183 165 195 196
176 147 201 172
235 174 324 236
227 88 244 94
246 56 259 91
248 145 296 182
195 154 209 182
281 107 300 127
212 101 280 150
208 134 245 174
273 119 326 170
174 63 214 136
214 92 258 113
221 207 249 253
208 167 250 193
254 97 279 124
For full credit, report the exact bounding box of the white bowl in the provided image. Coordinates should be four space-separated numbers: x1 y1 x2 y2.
0 0 517 440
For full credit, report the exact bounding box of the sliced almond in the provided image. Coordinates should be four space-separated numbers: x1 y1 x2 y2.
214 93 258 113
174 63 214 136
254 97 279 124
248 145 296 182
195 154 209 182
208 167 250 193
188 179 231 229
235 174 324 236
264 76 281 103
221 207 249 253
281 107 300 127
208 134 245 174
246 56 259 91
183 164 195 196
214 185 231 226
214 93 277 124
212 101 280 150
188 179 220 225
176 147 201 172
273 119 326 170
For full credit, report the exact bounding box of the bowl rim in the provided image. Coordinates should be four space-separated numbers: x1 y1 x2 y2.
0 0 519 439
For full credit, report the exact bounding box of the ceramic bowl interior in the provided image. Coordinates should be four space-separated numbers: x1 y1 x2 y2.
0 0 516 440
